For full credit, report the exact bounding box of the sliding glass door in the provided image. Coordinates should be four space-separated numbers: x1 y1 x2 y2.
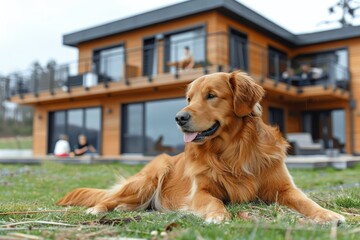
48 107 102 154
122 98 186 155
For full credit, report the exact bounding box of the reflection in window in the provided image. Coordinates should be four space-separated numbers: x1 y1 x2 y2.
302 109 346 152
122 103 144 153
229 28 248 71
48 107 102 154
48 111 66 153
268 46 288 81
94 45 124 82
292 49 349 88
269 107 285 133
164 28 205 73
122 99 186 155
143 38 157 76
85 108 101 153
67 109 83 149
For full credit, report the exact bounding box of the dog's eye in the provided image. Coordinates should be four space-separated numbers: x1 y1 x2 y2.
207 93 216 100
187 97 191 103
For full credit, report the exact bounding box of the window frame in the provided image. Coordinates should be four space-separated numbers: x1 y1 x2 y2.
228 27 249 71
121 98 186 156
48 106 103 155
268 45 288 81
162 25 206 73
93 43 125 82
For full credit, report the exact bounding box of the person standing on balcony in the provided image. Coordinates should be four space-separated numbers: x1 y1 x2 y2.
74 134 96 156
167 46 195 70
54 134 71 157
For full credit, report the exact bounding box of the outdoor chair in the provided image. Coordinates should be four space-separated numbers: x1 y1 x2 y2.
286 132 325 155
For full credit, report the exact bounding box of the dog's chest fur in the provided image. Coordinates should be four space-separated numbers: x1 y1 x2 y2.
185 151 258 203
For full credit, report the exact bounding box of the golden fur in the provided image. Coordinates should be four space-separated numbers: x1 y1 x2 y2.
57 71 345 224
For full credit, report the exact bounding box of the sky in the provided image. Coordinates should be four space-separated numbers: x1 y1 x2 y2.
1 0 359 76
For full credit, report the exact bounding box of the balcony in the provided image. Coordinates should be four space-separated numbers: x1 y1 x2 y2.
3 32 350 105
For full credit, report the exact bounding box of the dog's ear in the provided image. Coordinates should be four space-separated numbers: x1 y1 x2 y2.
228 71 265 117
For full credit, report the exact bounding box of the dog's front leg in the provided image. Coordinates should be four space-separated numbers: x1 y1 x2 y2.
259 164 345 224
276 186 345 224
189 190 230 224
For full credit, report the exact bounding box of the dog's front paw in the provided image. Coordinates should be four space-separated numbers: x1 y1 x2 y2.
311 209 345 224
85 205 107 215
205 211 231 224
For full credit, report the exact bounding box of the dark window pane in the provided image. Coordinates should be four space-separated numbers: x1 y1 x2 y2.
85 108 101 153
229 29 248 70
268 46 288 81
122 103 144 153
269 107 285 133
331 110 346 152
145 99 186 155
143 38 157 76
67 109 83 150
122 98 186 155
292 49 349 88
164 27 205 72
94 45 124 82
48 111 66 153
302 109 346 152
48 107 102 155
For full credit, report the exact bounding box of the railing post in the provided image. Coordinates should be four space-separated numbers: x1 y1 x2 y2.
147 46 152 83
49 67 55 95
5 77 10 100
124 50 130 86
261 48 265 83
174 44 179 79
66 66 71 93
103 57 109 88
17 76 24 99
33 71 39 97
273 54 279 87
204 34 208 74
286 59 291 90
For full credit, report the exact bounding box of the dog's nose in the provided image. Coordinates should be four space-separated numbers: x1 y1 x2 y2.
175 112 191 126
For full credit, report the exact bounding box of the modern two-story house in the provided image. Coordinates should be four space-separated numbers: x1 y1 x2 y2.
7 0 360 159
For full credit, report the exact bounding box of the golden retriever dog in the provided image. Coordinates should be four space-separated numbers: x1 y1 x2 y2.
57 71 345 224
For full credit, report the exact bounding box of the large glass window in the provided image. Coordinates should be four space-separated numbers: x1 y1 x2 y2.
122 103 144 153
48 107 102 154
67 109 83 148
85 108 102 152
302 109 346 152
164 27 205 73
229 28 248 71
122 98 186 155
292 49 349 88
143 37 157 77
48 111 66 153
269 107 285 133
94 45 125 82
268 46 288 81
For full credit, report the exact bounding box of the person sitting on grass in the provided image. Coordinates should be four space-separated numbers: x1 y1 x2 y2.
54 134 70 157
74 134 96 156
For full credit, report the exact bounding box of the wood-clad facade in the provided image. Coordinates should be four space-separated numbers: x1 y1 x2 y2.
10 0 360 157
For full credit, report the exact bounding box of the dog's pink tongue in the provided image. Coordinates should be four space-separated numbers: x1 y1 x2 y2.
184 132 198 143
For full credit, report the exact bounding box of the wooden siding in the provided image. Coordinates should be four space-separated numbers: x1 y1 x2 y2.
26 10 360 156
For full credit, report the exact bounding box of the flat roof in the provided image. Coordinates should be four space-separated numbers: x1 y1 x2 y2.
63 0 360 47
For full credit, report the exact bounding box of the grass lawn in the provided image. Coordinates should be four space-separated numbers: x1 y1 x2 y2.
0 137 32 149
0 162 359 239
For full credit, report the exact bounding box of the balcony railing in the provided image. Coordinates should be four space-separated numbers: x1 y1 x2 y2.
1 32 351 100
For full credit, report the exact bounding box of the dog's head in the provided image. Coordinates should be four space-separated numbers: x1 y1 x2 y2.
175 71 265 144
